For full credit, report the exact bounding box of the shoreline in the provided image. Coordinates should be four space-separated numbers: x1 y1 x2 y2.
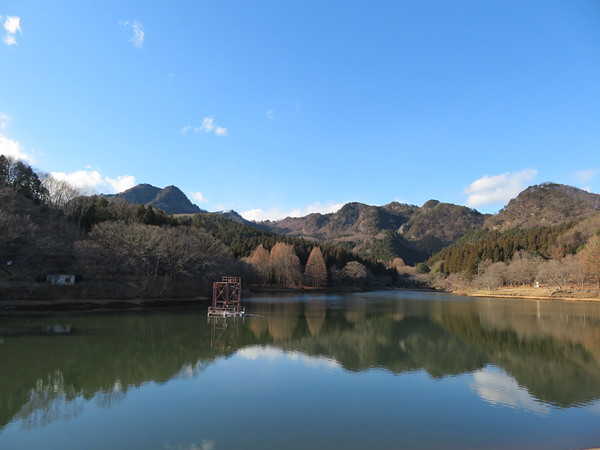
3 286 598 312
451 287 600 303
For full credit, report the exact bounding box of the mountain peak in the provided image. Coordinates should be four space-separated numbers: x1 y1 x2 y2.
486 182 600 231
106 184 203 215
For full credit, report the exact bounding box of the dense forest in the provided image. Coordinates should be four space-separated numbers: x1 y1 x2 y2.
0 156 396 300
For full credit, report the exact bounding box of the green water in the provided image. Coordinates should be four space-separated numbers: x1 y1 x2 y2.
1 291 600 449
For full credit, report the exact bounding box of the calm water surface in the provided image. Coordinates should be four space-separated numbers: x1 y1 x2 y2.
1 291 600 449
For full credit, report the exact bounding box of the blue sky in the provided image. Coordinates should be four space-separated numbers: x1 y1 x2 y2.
1 1 599 220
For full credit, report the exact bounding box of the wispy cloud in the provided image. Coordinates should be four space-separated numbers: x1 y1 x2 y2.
574 169 596 183
190 191 208 203
241 201 344 222
50 169 136 194
2 15 22 46
182 117 228 137
119 20 144 48
464 169 537 208
0 113 10 129
0 133 34 163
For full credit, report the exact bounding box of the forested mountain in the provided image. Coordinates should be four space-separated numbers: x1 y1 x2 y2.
263 200 486 264
428 183 600 278
485 183 600 231
106 184 203 215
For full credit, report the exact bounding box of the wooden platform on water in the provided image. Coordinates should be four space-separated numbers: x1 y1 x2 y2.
207 276 245 318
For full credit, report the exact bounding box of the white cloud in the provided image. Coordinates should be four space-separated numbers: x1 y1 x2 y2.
214 126 228 137
3 34 16 46
184 117 228 137
119 20 144 48
241 201 344 222
0 134 34 163
50 170 136 194
2 15 21 46
464 169 537 208
575 169 596 183
237 345 341 370
470 366 549 415
105 174 136 192
190 191 208 203
3 16 20 34
51 170 103 193
197 117 215 133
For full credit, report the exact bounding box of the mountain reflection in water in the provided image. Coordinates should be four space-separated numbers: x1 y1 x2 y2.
2 291 600 431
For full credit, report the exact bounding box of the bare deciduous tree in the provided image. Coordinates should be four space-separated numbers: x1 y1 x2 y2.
342 261 367 287
41 175 82 208
580 234 600 288
245 244 271 285
505 250 541 286
537 258 572 291
304 246 328 288
270 242 302 288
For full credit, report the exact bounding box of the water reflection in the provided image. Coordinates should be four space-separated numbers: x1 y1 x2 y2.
15 370 85 429
2 292 600 431
470 366 550 415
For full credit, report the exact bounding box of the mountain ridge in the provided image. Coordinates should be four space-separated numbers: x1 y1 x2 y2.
103 181 600 266
105 184 203 215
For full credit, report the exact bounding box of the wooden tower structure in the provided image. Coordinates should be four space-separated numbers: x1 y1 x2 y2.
207 276 245 317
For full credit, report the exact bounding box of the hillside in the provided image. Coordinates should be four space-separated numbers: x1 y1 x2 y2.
486 183 600 231
106 184 203 215
263 200 486 264
428 183 600 275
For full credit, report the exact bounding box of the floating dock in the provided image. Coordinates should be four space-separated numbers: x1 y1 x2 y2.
207 276 245 318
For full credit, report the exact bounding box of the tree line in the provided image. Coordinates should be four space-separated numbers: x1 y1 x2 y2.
423 222 600 292
0 155 395 298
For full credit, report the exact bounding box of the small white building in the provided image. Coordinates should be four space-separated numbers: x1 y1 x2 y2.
46 274 76 286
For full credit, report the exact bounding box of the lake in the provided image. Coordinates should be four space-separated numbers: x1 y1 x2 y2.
1 290 600 449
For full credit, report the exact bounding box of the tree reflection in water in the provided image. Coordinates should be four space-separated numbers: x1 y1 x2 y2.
2 292 600 430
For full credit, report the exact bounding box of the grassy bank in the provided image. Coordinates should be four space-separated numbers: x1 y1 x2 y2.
452 286 600 302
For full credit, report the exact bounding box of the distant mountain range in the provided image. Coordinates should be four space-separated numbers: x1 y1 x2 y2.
107 182 600 265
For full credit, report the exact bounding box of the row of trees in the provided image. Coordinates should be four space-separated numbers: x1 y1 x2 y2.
244 243 369 288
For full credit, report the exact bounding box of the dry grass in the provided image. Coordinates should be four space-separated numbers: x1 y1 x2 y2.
455 285 600 302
